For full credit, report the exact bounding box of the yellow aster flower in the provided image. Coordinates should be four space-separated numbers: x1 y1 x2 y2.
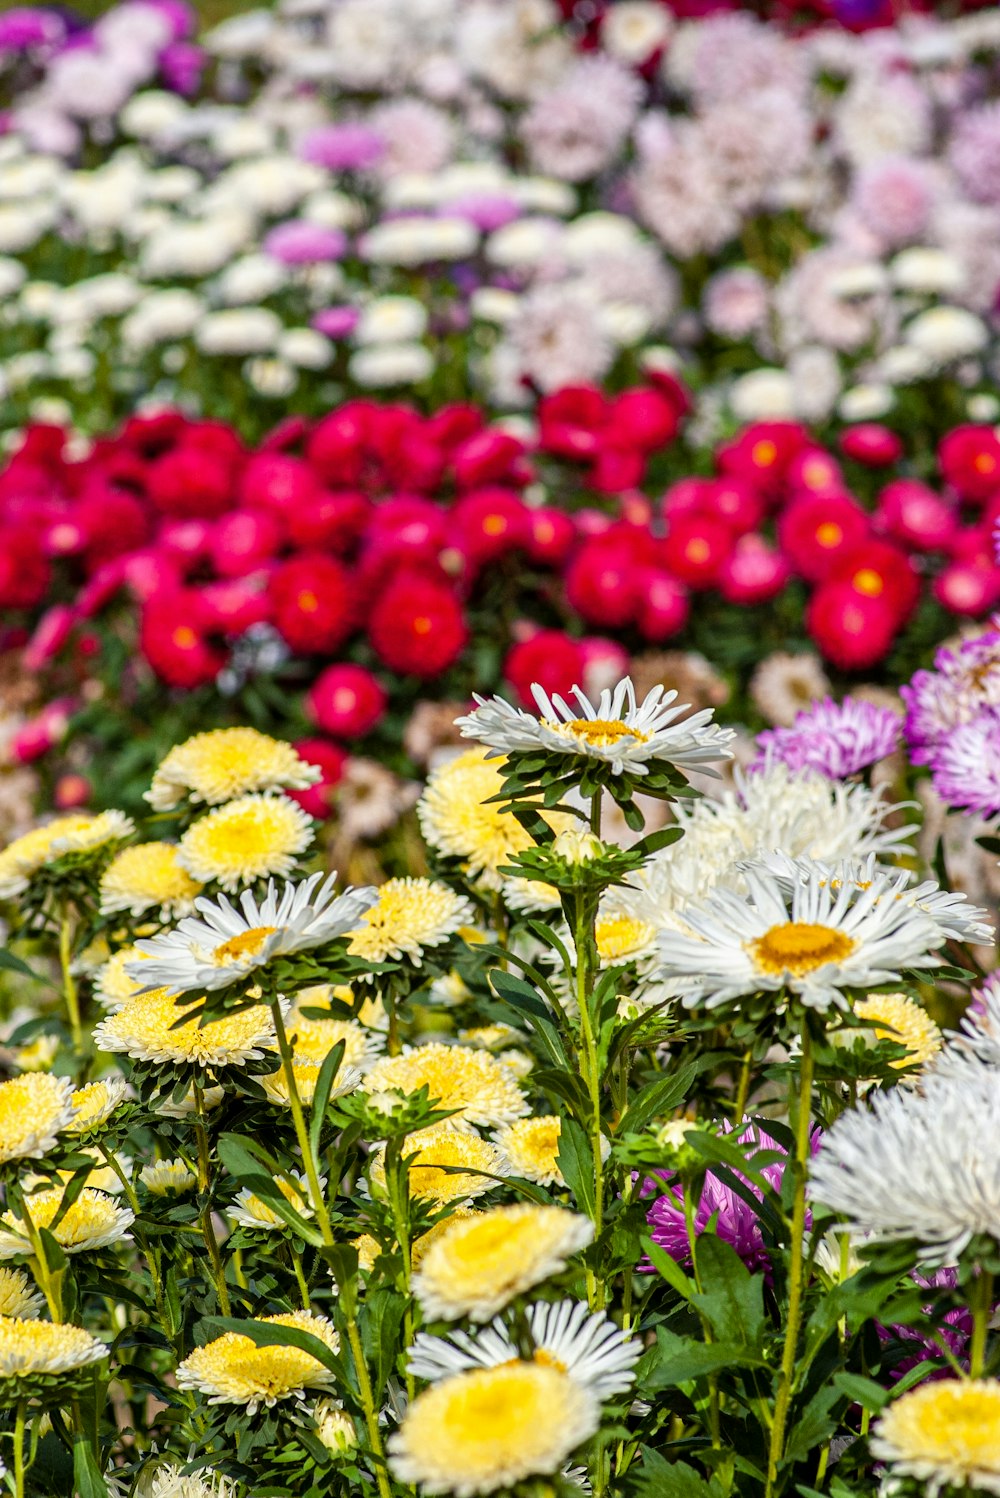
0 811 133 899
67 1077 128 1134
458 1025 522 1051
138 1158 197 1195
0 1188 134 1257
361 1044 528 1131
417 749 573 888
0 1073 76 1164
93 946 149 1011
176 1310 339 1412
286 990 382 1071
229 1172 318 1232
853 992 943 1071
388 1361 600 1495
353 1233 382 1273
412 1203 594 1322
871 1379 1000 1496
347 878 474 969
99 841 203 920
0 1270 43 1320
493 1115 566 1187
93 990 275 1069
595 911 656 966
148 727 321 811
261 1055 360 1108
411 1208 482 1269
177 793 314 892
0 1316 106 1385
370 1128 507 1205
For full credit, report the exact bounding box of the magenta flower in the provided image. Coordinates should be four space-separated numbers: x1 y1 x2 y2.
310 307 360 339
298 123 385 172
0 7 65 51
925 706 1000 817
750 696 901 780
263 221 348 266
445 193 521 233
901 628 1000 764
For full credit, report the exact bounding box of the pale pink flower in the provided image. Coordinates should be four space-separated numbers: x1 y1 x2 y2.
368 98 454 180
520 56 641 182
950 101 1000 209
703 268 770 339
687 13 807 108
851 157 936 247
509 285 614 393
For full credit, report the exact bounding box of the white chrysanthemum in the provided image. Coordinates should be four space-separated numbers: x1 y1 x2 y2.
347 879 474 969
412 1204 595 1322
871 1379 1000 1496
808 1058 1000 1261
67 1077 128 1133
653 860 945 1013
0 812 134 898
362 1044 528 1131
0 1189 134 1257
144 1466 240 1498
0 1270 44 1321
408 1299 640 1398
229 1171 319 1231
0 1317 106 1379
99 842 203 920
176 794 315 891
176 1311 339 1413
388 1361 599 1496
947 976 1000 1068
139 1158 197 1195
147 727 322 811
456 677 734 777
128 874 377 994
260 1057 361 1108
93 991 276 1069
0 1074 76 1163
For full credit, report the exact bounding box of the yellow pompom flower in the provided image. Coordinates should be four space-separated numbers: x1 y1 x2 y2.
595 911 657 966
286 990 381 1071
260 1056 360 1108
0 1316 106 1394
177 794 314 892
362 1044 528 1131
93 990 275 1070
67 1077 128 1134
99 841 203 919
229 1172 318 1232
412 1203 594 1322
853 992 943 1071
138 1158 197 1195
411 1209 482 1268
0 811 133 899
347 878 474 969
370 1128 507 1206
176 1310 339 1412
94 946 149 1011
0 1074 76 1164
388 1361 599 1496
0 1188 134 1257
493 1116 565 1187
0 1270 43 1320
147 727 321 811
871 1379 1000 1495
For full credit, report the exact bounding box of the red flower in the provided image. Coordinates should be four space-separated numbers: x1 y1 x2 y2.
701 479 764 536
786 448 844 496
369 574 467 677
209 510 283 577
660 514 732 588
307 663 387 737
636 569 690 641
717 422 808 492
876 480 957 552
608 386 681 452
537 385 608 458
452 488 528 565
0 526 50 608
198 579 273 637
452 428 524 488
140 592 224 688
565 534 642 627
75 484 150 562
306 404 369 486
778 492 871 582
719 535 790 604
289 737 347 819
524 507 575 567
270 553 356 654
590 447 647 493
239 452 319 516
23 605 75 671
830 540 919 620
287 490 371 552
839 424 904 466
933 562 1000 617
157 518 213 568
938 425 1000 501
806 582 898 669
147 444 234 518
504 630 586 704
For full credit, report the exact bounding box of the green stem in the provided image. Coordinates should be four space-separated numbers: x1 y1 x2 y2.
98 1144 172 1343
384 1144 415 1401
733 1047 754 1121
765 1021 815 1498
193 1085 231 1317
291 1248 312 1312
58 911 83 1055
970 1270 994 1379
271 1001 335 1246
589 790 602 835
385 987 401 1058
685 1186 720 1447
346 1315 393 1498
13 1399 25 1498
574 901 604 1313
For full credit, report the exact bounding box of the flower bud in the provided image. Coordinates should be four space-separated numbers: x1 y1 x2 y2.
550 828 604 865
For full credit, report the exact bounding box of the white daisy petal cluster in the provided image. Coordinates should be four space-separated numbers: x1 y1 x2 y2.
456 677 735 777
654 858 946 1013
127 873 378 994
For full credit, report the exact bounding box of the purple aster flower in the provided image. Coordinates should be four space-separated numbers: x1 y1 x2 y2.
750 696 901 780
0 7 65 51
881 1267 974 1382
646 1119 812 1277
444 193 521 233
263 221 347 266
901 626 1000 764
159 39 203 94
926 705 1000 817
310 307 359 339
298 123 385 172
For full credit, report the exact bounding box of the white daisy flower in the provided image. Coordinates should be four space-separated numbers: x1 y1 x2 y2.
127 873 377 994
456 677 734 777
654 859 946 1014
408 1300 641 1398
808 1057 1000 1261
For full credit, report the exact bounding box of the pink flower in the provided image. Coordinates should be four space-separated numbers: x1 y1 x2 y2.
263 221 347 266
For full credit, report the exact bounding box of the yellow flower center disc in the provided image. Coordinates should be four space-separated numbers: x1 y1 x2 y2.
750 921 856 977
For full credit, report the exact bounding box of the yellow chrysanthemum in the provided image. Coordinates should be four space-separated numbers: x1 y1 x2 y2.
99 841 203 919
362 1044 528 1131
0 1073 76 1164
67 1077 128 1133
286 990 381 1071
493 1115 565 1187
388 1361 599 1495
138 1158 197 1195
93 946 150 1011
0 811 133 899
229 1172 317 1232
177 793 314 892
176 1311 339 1412
595 912 656 966
261 1055 360 1108
9 1036 60 1073
417 749 573 888
370 1128 506 1205
148 727 321 811
0 1316 106 1382
458 1025 522 1051
0 1270 43 1320
0 1188 134 1257
412 1203 594 1322
347 878 474 969
353 1233 382 1273
411 1208 482 1269
871 1379 1000 1495
93 990 275 1069
853 992 943 1071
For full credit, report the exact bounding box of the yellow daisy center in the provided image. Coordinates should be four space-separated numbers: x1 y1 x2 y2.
878 1380 1000 1477
596 914 655 963
551 718 649 748
213 926 277 965
750 921 856 977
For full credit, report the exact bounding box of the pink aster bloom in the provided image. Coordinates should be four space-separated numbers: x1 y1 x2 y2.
751 696 901 780
298 123 385 172
901 627 1000 763
263 221 347 266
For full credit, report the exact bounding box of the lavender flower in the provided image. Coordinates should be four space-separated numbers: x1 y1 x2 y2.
750 697 901 781
926 706 1000 818
901 627 1000 763
263 221 347 266
298 123 385 172
950 101 1000 210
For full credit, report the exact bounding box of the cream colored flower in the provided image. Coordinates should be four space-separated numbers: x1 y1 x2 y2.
94 946 149 1011
260 1057 361 1108
138 1158 197 1195
148 727 321 810
0 811 133 898
0 1074 76 1164
0 1188 134 1257
99 841 203 919
67 1077 128 1134
0 1269 43 1320
176 1310 339 1412
177 794 314 891
285 989 382 1072
361 1045 528 1131
229 1172 318 1231
93 991 275 1070
871 1379 1000 1496
347 878 474 969
851 992 942 1071
493 1116 566 1187
0 1316 106 1381
370 1128 507 1205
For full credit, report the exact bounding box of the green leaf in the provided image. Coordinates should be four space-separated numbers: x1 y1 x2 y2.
555 1116 596 1219
831 1372 890 1413
309 1039 346 1157
72 1438 108 1498
640 1235 695 1301
631 1448 724 1497
783 1384 842 1465
0 948 57 990
619 1063 700 1134
691 1235 766 1347
217 1135 321 1244
644 1326 765 1391
360 1288 406 1398
200 1317 343 1377
631 826 685 860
